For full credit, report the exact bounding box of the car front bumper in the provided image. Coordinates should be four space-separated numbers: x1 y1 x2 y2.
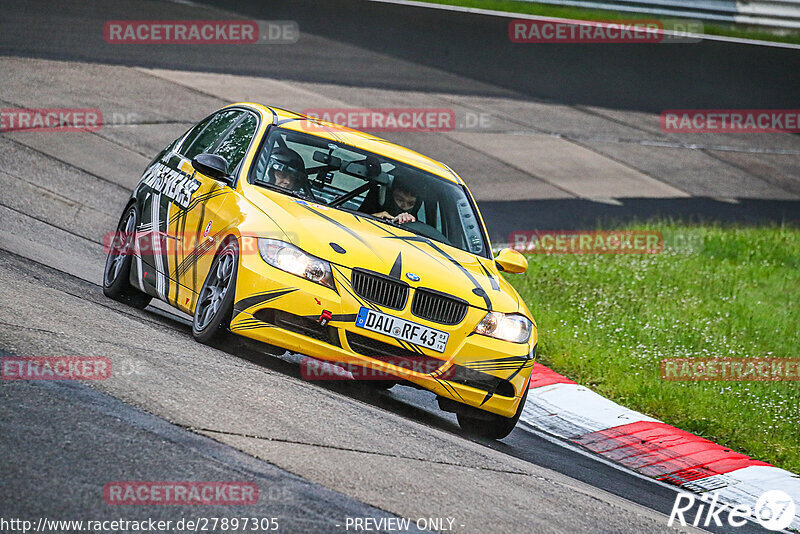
232 254 535 418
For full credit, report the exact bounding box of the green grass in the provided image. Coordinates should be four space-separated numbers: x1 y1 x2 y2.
507 223 800 473
415 0 800 45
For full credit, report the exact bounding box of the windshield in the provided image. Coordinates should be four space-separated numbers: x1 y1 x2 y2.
249 127 489 257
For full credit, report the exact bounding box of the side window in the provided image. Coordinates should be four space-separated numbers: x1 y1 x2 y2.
214 113 258 172
177 116 213 156
183 110 243 160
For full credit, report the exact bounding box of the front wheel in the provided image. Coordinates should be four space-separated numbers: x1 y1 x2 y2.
193 241 238 344
103 204 152 309
457 386 528 440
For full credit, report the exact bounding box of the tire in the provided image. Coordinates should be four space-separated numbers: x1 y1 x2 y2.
103 203 152 309
193 240 238 344
457 386 528 440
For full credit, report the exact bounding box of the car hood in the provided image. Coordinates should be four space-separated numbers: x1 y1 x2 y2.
242 187 520 312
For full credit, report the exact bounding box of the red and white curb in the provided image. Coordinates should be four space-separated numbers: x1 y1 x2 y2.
523 363 800 530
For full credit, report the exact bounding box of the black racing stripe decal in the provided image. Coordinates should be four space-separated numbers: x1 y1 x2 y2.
465 364 530 373
192 202 206 291
362 218 449 270
465 360 529 367
463 356 531 369
422 239 492 309
159 195 171 300
332 265 379 312
231 308 253 323
231 318 262 329
175 228 226 278
176 237 212 276
171 201 182 304
178 198 190 293
504 360 530 384
464 361 532 390
389 252 402 279
172 196 194 304
479 391 494 406
234 288 298 313
295 203 379 255
388 236 492 310
395 338 424 356
473 356 531 363
232 322 274 332
479 261 500 291
405 341 429 356
167 188 226 225
435 377 465 401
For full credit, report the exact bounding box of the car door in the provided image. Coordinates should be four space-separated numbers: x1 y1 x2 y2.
172 109 260 314
132 111 232 306
134 109 258 314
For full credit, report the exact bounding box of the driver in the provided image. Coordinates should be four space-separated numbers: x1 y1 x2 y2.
267 147 307 192
372 173 421 224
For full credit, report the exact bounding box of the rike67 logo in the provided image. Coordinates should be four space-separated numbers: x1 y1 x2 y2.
669 490 796 531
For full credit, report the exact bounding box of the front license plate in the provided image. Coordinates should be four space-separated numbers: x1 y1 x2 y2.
355 307 448 353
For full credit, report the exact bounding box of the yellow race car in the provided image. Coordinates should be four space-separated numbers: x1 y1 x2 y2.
103 103 537 439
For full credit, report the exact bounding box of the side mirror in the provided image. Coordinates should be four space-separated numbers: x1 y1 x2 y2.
494 248 528 273
192 153 233 186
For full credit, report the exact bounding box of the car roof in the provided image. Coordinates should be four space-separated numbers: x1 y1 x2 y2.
233 103 463 185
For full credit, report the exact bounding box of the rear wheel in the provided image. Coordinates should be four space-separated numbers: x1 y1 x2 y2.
456 386 528 440
193 241 238 344
103 204 152 309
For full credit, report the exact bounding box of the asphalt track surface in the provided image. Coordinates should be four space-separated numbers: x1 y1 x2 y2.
0 1 797 533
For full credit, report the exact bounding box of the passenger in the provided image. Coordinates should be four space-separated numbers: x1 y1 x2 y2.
372 173 422 224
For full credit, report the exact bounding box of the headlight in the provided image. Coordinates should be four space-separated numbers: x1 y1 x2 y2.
257 239 334 289
473 312 532 344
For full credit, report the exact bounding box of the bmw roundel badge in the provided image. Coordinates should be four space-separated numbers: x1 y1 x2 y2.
406 272 420 282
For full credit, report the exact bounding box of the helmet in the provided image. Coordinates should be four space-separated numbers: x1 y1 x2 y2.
267 148 307 190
